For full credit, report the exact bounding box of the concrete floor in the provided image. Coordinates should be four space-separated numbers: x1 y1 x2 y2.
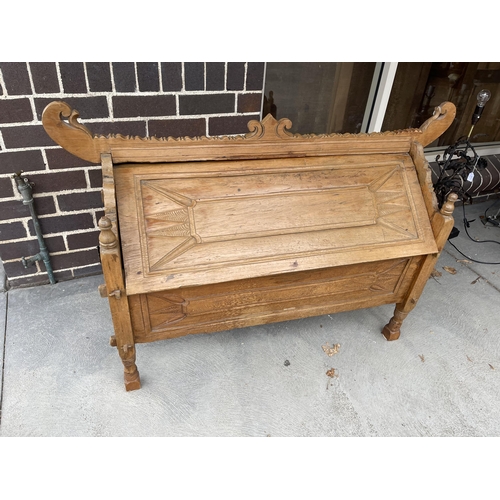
1 201 499 437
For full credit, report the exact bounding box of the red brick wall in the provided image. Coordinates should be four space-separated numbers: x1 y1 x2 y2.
0 62 265 288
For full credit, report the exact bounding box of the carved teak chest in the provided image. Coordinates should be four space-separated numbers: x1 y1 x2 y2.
43 101 457 391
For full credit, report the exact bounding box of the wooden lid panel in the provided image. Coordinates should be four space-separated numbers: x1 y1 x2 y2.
115 154 437 294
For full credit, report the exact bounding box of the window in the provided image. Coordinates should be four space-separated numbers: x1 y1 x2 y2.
382 62 500 147
262 62 377 134
262 62 500 153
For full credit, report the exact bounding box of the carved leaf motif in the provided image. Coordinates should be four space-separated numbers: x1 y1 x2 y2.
147 209 189 223
148 293 188 329
149 223 191 237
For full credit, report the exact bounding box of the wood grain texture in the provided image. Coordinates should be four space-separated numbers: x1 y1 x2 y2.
115 154 437 294
98 216 140 390
382 192 457 340
128 256 423 343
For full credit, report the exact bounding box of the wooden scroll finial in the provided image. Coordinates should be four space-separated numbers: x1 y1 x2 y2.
42 100 98 162
417 102 457 147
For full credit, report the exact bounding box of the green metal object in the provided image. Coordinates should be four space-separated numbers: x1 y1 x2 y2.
13 173 56 285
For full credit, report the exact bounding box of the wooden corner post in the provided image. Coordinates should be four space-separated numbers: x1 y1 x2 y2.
382 192 458 341
98 152 141 391
99 217 141 391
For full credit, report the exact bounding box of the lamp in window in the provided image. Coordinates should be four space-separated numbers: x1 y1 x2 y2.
468 89 491 138
434 89 491 208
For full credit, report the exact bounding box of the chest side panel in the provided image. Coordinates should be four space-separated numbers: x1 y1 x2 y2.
128 256 424 342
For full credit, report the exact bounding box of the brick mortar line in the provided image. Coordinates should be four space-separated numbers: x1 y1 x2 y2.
157 61 162 92
88 111 260 123
134 63 139 93
0 205 104 227
2 248 98 266
1 226 100 246
0 89 257 111
30 205 103 217
1 165 101 176
83 170 92 193
82 64 90 94
0 106 262 129
159 62 163 93
55 63 64 96
20 218 31 236
2 246 99 265
8 261 101 279
10 259 100 271
1 185 103 198
0 67 6 95
0 178 100 195
109 62 116 94
0 194 18 202
106 93 114 120
39 148 49 169
0 229 99 248
25 64 37 104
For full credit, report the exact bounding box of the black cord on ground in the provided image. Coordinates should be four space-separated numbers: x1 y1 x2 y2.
447 238 500 265
445 203 500 264
462 203 500 246
484 198 500 218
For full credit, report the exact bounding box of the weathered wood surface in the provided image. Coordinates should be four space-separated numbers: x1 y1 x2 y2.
128 256 423 343
98 216 141 391
115 154 437 294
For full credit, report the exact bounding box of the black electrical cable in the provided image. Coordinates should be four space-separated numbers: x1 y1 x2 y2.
462 203 500 246
445 202 500 265
447 238 500 265
483 198 500 223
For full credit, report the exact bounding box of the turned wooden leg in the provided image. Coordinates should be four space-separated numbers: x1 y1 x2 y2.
99 215 141 391
382 306 408 341
119 343 141 391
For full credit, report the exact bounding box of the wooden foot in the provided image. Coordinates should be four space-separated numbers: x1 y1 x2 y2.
124 369 141 391
382 307 408 341
382 321 401 341
120 344 141 391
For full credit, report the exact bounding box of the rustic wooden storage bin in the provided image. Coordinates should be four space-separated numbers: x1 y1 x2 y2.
43 100 458 391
